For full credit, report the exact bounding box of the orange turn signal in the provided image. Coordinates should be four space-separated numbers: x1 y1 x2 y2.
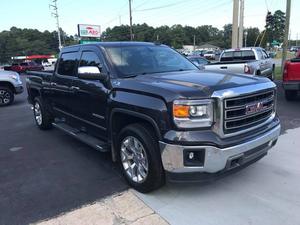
173 105 190 118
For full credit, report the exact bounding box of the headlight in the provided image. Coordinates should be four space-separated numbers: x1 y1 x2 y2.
173 99 214 128
10 75 18 81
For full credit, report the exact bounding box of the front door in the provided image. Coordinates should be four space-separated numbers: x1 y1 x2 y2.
71 46 109 139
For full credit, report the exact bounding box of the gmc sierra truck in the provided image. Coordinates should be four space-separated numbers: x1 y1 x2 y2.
26 42 281 193
205 47 275 80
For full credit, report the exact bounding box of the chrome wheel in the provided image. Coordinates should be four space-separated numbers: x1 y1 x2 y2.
0 89 11 105
34 102 43 125
121 136 149 183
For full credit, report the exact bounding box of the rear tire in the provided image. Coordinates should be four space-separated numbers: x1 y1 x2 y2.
0 87 14 106
118 123 165 193
33 97 53 130
285 90 298 101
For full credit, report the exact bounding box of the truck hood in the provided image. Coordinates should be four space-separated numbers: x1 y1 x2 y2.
113 70 271 102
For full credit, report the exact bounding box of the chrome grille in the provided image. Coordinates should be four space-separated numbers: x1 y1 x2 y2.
223 90 275 134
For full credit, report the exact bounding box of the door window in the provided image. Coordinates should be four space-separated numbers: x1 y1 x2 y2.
57 52 78 76
262 50 269 59
79 51 103 71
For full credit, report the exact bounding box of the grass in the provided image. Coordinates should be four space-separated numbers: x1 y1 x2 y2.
275 51 295 60
275 66 282 80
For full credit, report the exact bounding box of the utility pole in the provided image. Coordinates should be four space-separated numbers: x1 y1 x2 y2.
232 0 239 48
156 34 159 41
193 35 196 51
281 0 291 72
296 33 298 46
238 0 244 48
244 30 248 47
129 0 133 41
50 0 62 50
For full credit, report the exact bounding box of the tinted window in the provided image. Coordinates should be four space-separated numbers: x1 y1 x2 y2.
20 63 28 66
262 50 269 59
57 52 78 76
220 50 255 61
106 46 197 77
256 50 263 60
80 51 102 69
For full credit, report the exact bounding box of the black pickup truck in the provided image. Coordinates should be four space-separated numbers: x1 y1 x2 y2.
26 42 281 193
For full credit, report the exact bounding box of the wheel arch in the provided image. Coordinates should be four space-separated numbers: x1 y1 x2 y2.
109 108 162 162
0 81 15 93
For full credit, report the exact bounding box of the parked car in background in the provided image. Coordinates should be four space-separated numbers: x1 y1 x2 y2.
203 51 215 60
283 50 300 101
9 61 44 73
0 70 23 106
205 47 275 80
187 55 209 69
290 46 300 52
26 42 280 193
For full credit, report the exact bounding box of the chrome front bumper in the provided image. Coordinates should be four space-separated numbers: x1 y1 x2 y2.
160 124 281 174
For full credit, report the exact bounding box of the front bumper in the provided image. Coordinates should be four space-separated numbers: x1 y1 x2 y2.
283 81 300 91
14 85 24 94
160 124 280 179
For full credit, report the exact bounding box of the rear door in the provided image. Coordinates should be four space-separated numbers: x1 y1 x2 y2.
71 46 109 139
50 51 79 119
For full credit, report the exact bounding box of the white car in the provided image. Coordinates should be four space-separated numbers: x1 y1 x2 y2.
203 51 216 60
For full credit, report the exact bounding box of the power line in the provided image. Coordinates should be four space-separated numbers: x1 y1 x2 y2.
49 0 62 50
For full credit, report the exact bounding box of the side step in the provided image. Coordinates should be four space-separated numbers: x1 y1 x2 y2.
52 122 109 152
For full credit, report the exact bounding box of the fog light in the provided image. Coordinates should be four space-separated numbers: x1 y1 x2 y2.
188 152 194 160
184 149 205 167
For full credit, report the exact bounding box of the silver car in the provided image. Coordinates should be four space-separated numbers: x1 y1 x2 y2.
205 47 275 80
0 70 23 106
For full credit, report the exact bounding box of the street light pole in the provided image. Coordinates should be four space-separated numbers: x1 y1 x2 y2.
50 0 62 50
281 0 291 73
231 0 239 48
129 0 133 41
244 31 248 47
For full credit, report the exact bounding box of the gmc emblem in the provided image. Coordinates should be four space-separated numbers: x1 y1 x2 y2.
245 102 266 115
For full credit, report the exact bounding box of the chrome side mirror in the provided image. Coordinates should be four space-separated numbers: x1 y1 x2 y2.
77 66 106 81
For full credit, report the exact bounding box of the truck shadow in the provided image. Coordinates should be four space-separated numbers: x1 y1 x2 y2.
0 118 127 225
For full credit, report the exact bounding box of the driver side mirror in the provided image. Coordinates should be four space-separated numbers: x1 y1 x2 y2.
77 66 107 81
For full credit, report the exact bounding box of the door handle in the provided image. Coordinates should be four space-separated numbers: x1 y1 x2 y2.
220 66 227 69
70 86 80 91
50 82 57 86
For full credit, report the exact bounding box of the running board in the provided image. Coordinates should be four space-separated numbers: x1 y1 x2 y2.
52 122 109 152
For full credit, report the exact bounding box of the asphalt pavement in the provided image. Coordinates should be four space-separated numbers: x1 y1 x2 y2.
0 75 127 225
0 75 299 225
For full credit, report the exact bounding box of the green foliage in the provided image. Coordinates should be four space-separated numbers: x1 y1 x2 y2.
102 23 232 49
265 10 286 44
0 27 76 64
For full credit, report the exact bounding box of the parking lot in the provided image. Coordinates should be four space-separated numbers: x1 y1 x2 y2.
1 75 300 225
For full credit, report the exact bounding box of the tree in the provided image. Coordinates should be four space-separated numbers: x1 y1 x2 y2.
265 10 286 44
0 27 76 64
245 27 260 47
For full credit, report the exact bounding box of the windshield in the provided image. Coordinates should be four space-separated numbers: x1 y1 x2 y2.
105 45 197 77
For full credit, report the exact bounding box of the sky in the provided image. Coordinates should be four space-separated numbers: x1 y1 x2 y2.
0 0 299 39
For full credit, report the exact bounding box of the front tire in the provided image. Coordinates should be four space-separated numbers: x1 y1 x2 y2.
33 97 53 130
285 90 298 101
0 87 14 106
118 124 165 193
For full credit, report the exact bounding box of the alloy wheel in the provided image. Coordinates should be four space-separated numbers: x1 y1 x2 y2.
34 102 43 125
0 89 11 105
121 136 149 183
